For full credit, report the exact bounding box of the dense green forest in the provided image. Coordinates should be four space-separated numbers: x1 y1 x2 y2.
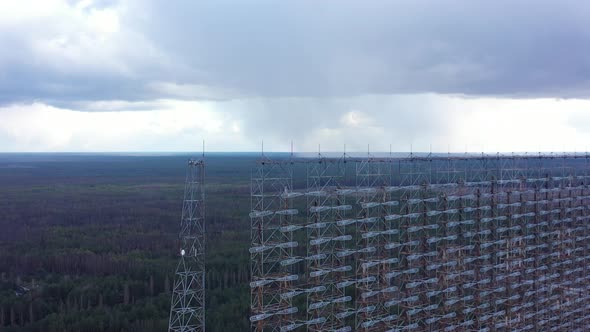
0 153 261 331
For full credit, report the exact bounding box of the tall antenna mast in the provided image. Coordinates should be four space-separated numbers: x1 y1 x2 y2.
169 153 206 332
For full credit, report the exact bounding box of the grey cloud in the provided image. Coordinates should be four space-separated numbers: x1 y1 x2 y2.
122 0 590 98
2 0 590 106
219 94 451 152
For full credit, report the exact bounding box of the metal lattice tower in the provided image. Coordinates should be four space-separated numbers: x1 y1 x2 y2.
249 155 299 332
306 153 352 332
354 156 394 331
169 158 206 332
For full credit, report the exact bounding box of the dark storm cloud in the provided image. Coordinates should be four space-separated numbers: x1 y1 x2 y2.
2 0 590 107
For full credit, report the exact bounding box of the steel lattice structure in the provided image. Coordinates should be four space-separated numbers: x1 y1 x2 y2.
250 156 298 331
306 154 352 332
169 159 206 332
250 152 590 331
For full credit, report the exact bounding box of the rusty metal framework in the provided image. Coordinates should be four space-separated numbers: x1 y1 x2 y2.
250 152 590 331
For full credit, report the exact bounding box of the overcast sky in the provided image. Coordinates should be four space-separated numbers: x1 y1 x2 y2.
2 0 590 152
